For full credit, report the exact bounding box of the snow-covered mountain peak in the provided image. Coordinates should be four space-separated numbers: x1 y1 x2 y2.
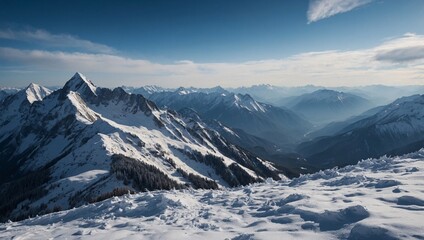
175 87 194 95
73 72 89 81
253 84 274 90
64 72 97 96
24 83 52 104
141 85 167 94
230 93 266 112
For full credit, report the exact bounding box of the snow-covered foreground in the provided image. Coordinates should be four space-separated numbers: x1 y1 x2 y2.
2 151 424 240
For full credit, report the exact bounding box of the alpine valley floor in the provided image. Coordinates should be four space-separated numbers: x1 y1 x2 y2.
1 151 424 240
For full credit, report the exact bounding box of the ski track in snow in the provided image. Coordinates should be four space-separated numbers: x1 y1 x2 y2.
1 151 424 240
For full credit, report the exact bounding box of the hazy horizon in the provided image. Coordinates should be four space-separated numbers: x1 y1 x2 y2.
2 72 424 90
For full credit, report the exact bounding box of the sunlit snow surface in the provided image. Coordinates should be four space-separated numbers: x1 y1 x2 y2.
2 151 424 240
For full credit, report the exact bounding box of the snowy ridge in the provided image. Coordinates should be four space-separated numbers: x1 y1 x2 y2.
2 151 423 239
123 85 229 98
153 90 266 113
121 85 171 97
337 94 424 139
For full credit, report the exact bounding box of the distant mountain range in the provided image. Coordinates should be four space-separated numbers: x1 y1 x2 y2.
297 94 424 168
284 89 373 124
122 84 424 173
228 84 322 104
146 88 313 147
229 84 424 107
0 73 281 222
123 83 424 111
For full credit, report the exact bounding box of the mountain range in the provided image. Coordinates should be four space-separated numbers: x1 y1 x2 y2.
229 84 424 107
146 88 313 148
298 94 424 168
283 89 373 124
1 73 424 223
0 73 281 221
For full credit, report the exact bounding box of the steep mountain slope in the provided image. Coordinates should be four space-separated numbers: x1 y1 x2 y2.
306 105 386 139
298 94 424 168
0 73 280 222
0 84 52 141
148 89 312 147
285 89 373 124
177 108 315 177
2 150 423 240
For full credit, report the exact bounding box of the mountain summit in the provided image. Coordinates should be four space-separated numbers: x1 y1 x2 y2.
24 83 52 104
63 72 98 96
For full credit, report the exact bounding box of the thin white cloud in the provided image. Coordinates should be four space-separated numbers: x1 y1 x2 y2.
0 28 115 54
0 33 423 87
307 0 374 23
374 33 424 63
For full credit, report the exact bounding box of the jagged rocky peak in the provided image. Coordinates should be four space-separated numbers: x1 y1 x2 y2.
175 86 192 95
24 83 52 103
63 72 98 96
230 93 267 112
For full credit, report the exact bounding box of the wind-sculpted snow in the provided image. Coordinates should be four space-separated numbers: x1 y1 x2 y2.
2 151 423 239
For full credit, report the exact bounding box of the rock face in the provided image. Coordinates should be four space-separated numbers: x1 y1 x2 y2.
0 73 280 222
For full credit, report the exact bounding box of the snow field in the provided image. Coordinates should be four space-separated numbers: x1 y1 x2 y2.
2 151 424 239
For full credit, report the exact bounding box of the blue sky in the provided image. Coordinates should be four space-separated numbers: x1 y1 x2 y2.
0 0 423 87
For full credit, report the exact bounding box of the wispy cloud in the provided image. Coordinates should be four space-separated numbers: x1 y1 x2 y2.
0 33 423 87
0 28 115 54
307 0 374 23
374 33 424 63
